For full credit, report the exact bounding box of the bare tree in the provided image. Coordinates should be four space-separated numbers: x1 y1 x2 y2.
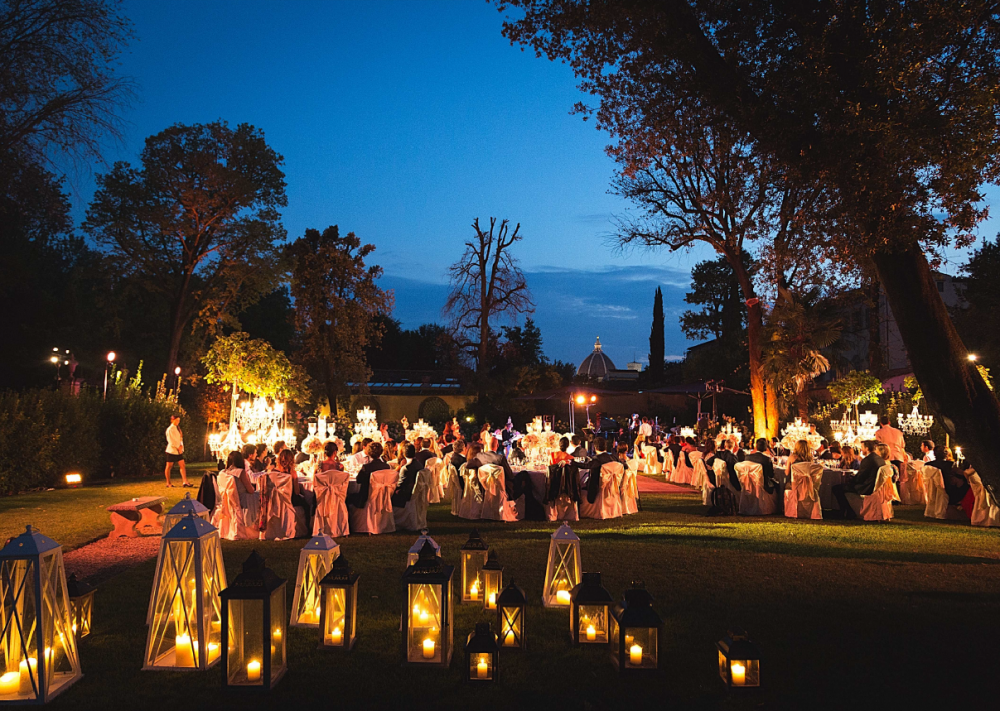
444 217 534 380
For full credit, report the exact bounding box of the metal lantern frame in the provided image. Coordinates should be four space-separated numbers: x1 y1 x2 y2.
459 530 488 605
464 622 499 684
401 540 454 667
407 531 441 567
0 526 82 704
65 574 95 641
290 535 340 628
143 515 226 671
496 582 526 651
162 492 210 535
480 550 503 611
542 522 582 608
610 583 663 675
717 628 761 689
318 556 359 651
220 552 287 691
569 572 613 645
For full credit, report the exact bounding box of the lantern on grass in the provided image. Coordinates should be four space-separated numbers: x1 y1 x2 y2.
290 535 340 628
496 582 526 650
717 628 761 689
401 540 454 667
0 526 81 703
570 573 613 644
460 530 488 604
143 515 226 670
480 550 503 610
319 556 359 650
542 522 581 607
66 574 95 641
465 622 499 683
220 552 287 690
407 530 441 566
610 582 662 674
162 492 209 533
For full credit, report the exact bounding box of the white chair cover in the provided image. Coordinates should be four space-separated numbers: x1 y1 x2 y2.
424 457 442 504
921 464 949 519
457 465 484 519
736 461 766 516
349 469 397 534
313 469 350 537
694 459 712 505
620 464 639 515
662 448 675 478
968 473 1000 527
261 471 306 540
546 465 579 521
642 446 661 476
671 450 694 485
899 460 925 505
784 462 824 519
625 454 640 476
579 463 623 519
394 468 432 531
212 471 254 541
859 464 897 521
445 465 463 514
478 464 517 521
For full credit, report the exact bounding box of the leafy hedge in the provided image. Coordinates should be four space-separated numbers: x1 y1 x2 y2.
0 369 182 494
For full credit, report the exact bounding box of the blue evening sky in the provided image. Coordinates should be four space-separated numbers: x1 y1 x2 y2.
65 0 994 369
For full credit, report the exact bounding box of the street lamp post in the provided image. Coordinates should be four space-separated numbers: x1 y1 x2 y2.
174 366 182 394
104 352 116 401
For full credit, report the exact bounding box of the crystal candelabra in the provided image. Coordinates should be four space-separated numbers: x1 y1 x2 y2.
898 403 933 436
351 406 382 445
857 410 880 441
679 426 696 439
718 421 742 444
208 396 295 458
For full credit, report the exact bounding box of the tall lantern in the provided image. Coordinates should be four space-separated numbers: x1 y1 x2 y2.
496 582 526 650
143 515 226 671
459 530 488 604
570 572 613 645
318 556 359 650
162 492 209 533
0 526 81 703
290 535 340 628
464 622 499 683
542 522 581 607
220 552 286 690
717 628 761 689
480 550 503 611
610 582 663 674
66 574 95 640
407 530 441 567
401 540 454 667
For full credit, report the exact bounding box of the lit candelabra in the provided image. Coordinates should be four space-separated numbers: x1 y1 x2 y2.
351 407 383 446
718 421 742 444
406 419 438 443
208 396 296 458
780 418 823 451
857 410 880 441
679 426 696 439
897 403 933 436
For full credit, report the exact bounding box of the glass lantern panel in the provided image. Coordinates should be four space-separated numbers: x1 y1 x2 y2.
73 595 93 638
483 572 501 610
295 554 327 625
462 553 486 602
623 627 657 669
578 604 608 643
269 587 285 681
322 588 347 647
146 540 200 668
718 650 727 681
500 606 522 648
610 616 620 658
200 536 224 659
39 550 78 694
469 652 493 681
407 583 442 663
1 559 38 701
227 599 264 685
545 543 578 604
730 659 760 687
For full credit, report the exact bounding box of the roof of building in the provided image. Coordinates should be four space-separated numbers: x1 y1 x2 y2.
577 337 617 379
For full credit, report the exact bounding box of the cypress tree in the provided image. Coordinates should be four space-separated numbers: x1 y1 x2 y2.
648 287 665 382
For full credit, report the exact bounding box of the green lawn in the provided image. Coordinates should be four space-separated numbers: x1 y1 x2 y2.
4 480 998 710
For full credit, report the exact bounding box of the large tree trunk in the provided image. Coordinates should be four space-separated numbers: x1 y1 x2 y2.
764 382 780 439
731 259 769 439
872 243 1000 495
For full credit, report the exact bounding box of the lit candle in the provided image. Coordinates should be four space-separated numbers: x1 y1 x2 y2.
418 609 430 624
477 656 489 679
272 628 282 642
207 643 219 661
247 660 261 682
469 581 479 601
487 592 496 609
629 644 643 666
503 629 515 647
0 671 19 696
18 658 37 695
72 623 78 635
625 634 634 647
330 626 343 645
422 638 435 659
731 662 746 686
175 634 194 667
555 589 571 605
586 624 597 642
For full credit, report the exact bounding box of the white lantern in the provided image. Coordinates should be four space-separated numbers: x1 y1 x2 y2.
290 535 340 628
542 522 582 607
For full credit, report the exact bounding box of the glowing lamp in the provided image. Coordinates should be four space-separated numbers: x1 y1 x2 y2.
464 622 499 684
610 581 663 674
402 540 454 667
717 628 761 689
290 535 340 628
496 581 526 650
575 395 586 405
66 574 96 641
460 530 488 605
570 572 613 645
65 473 82 487
106 352 116 363
319 556 359 650
542 522 581 607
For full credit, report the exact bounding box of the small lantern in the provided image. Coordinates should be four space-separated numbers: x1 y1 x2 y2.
319 555 359 650
407 530 441 567
542 522 581 607
66 574 96 641
143 514 226 670
570 572 613 645
290 535 340 628
610 581 663 674
220 552 287 690
401 540 454 667
460 530 488 604
496 582 526 650
0 526 82 703
464 622 499 683
162 492 209 534
717 628 761 689
480 550 503 610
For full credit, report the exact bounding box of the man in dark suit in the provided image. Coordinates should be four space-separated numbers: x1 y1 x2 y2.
346 442 390 509
440 434 455 457
392 444 420 508
413 438 436 470
716 439 741 491
745 438 777 493
449 440 466 471
578 437 616 503
832 440 885 519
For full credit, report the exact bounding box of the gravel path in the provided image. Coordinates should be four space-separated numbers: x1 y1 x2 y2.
64 535 161 584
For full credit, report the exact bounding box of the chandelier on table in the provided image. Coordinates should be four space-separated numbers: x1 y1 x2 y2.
350 407 382 445
209 397 296 458
898 403 933 436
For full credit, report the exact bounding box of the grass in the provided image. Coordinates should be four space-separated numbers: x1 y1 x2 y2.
4 478 998 710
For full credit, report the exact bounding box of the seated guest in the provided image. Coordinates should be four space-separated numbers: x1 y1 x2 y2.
441 433 455 457
349 438 373 469
682 437 697 452
570 435 588 458
925 446 970 505
382 440 398 466
275 448 312 522
551 437 573 465
450 440 467 471
413 437 436 470
746 438 778 494
392 444 420 508
831 440 884 519
920 439 936 462
578 437 616 503
715 438 741 492
702 439 718 485
668 436 682 465
820 441 842 461
255 443 270 471
218 451 261 525
346 442 389 509
786 439 812 469
616 444 629 465
875 443 898 479
197 460 222 512
815 439 829 459
840 446 860 470
320 442 343 472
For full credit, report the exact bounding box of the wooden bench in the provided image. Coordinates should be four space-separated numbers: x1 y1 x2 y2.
107 496 167 538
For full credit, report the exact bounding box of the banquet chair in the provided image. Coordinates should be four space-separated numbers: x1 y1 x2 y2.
671 451 692 485
579 462 624 519
784 461 824 520
312 469 350 537
625 454 640 476
735 461 772 516
662 448 675 480
968 472 1000 527
349 468 397 534
921 464 950 519
643 446 661 476
394 467 432 531
446 465 463 514
212 471 255 541
858 464 898 522
694 458 712 505
478 464 517 521
546 463 580 522
425 457 442 504
898 460 926 505
457 465 484 519
261 471 308 540
620 463 639 515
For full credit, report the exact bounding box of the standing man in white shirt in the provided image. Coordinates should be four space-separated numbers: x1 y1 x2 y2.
875 415 907 472
165 414 190 488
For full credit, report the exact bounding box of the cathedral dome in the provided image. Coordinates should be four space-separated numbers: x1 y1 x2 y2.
577 337 617 380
